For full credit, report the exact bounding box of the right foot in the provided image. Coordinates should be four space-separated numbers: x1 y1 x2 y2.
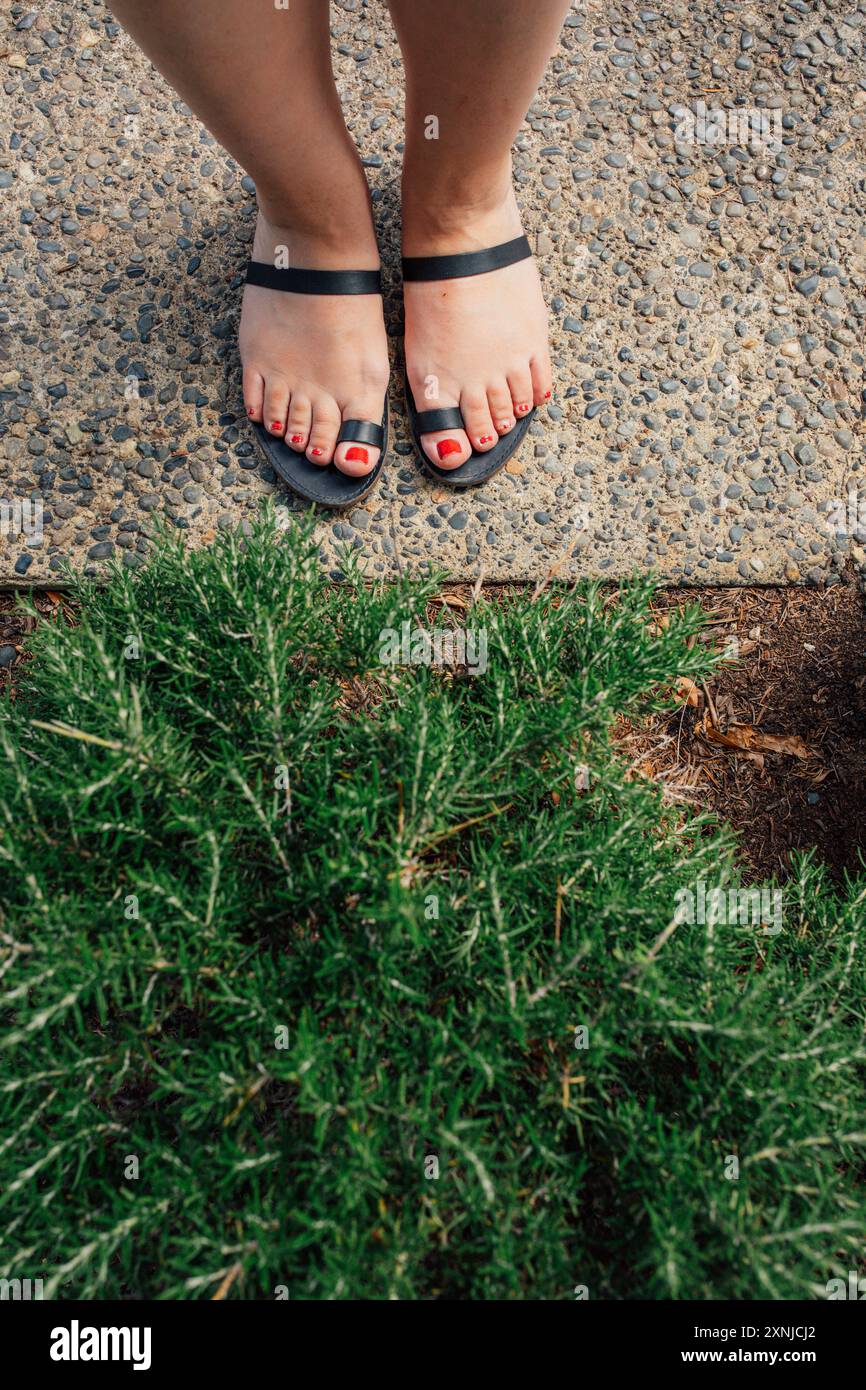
402 177 553 472
240 206 390 479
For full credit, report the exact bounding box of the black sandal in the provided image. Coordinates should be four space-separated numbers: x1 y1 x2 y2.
402 234 536 489
246 260 389 509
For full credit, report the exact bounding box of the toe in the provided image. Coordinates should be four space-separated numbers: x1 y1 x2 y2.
306 396 341 466
286 394 312 452
507 366 534 420
263 376 290 439
421 429 472 469
409 374 472 469
458 388 497 455
243 367 265 424
413 381 473 468
530 350 554 406
333 397 383 478
487 380 515 437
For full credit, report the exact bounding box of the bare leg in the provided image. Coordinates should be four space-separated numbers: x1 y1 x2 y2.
387 0 570 469
110 0 388 477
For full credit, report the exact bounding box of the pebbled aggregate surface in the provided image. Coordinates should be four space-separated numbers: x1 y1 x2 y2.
1 0 865 585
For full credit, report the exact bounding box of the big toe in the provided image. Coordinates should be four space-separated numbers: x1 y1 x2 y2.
421 430 472 470
409 376 474 468
333 396 385 477
419 389 498 465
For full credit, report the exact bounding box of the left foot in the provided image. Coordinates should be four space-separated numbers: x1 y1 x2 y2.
401 170 553 471
241 203 389 479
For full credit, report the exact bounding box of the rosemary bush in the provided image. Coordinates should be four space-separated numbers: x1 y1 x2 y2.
1 511 863 1299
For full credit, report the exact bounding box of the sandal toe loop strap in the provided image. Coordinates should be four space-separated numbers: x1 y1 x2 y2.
402 234 531 283
337 418 385 449
245 262 382 295
413 406 465 434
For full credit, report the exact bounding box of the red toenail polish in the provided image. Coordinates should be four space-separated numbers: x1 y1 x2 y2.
270 422 282 432
437 439 462 459
480 435 493 444
544 390 552 399
247 407 255 416
497 421 511 432
291 434 303 443
311 447 323 457
517 403 529 414
345 447 369 463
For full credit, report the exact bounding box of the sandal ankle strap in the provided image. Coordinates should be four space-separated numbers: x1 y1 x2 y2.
402 234 531 283
246 261 382 295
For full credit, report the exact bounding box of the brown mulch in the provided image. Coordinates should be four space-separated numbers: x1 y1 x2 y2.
616 580 866 883
0 589 68 690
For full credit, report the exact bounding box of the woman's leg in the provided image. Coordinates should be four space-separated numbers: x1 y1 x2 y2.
387 0 570 469
110 0 388 477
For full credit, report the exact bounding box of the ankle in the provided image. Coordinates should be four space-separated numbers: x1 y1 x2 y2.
254 193 380 271
400 156 520 253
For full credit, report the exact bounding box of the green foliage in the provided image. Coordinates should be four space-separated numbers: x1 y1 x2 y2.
0 509 864 1299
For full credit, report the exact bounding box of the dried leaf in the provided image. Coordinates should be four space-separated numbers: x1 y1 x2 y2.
704 720 813 759
675 676 700 708
740 750 765 771
722 636 757 660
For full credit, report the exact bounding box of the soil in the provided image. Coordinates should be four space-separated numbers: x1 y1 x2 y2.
617 578 866 882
